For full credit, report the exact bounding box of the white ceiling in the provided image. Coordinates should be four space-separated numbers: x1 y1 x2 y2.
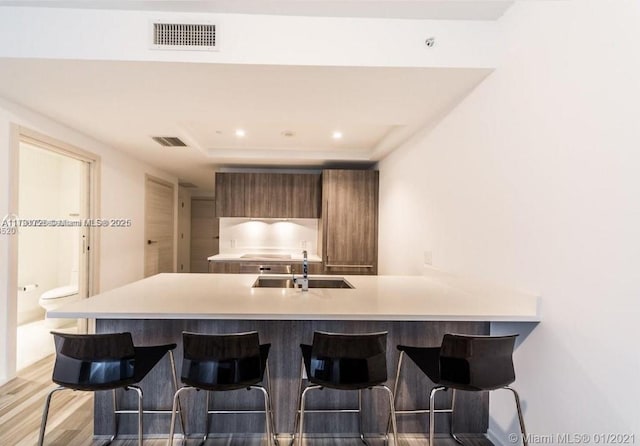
0 0 514 20
0 1 502 190
0 59 490 190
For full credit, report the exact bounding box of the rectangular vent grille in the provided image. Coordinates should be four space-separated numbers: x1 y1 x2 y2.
153 23 216 49
152 136 187 147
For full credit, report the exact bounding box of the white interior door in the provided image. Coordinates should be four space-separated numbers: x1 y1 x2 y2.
144 176 175 277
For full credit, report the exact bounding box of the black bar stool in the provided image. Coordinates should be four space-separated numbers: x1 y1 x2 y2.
293 331 398 446
38 331 185 446
168 331 276 446
393 333 528 445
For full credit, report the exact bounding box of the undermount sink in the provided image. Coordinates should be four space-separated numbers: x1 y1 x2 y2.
252 276 354 289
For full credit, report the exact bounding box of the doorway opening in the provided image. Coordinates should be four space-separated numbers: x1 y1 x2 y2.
14 134 97 371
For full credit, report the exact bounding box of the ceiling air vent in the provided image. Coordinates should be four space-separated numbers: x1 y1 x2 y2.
152 22 217 50
152 136 187 147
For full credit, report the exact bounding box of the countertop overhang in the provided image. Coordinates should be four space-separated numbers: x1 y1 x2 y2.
49 271 541 322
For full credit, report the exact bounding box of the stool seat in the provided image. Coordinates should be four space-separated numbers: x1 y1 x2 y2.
393 334 528 445
294 331 398 446
168 331 276 446
39 332 184 446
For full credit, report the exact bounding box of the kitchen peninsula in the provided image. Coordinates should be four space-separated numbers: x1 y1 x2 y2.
49 270 540 439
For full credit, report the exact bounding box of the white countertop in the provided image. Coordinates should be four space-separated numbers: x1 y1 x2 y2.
208 252 322 262
50 270 541 322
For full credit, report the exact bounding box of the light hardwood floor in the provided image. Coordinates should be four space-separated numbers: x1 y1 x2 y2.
0 355 493 446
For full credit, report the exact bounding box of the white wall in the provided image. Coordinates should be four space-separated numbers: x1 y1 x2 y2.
378 0 640 440
0 98 177 383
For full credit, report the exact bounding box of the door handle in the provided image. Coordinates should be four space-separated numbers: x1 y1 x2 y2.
147 239 158 245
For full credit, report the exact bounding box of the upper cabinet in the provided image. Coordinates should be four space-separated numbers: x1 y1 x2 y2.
322 169 379 275
215 172 321 218
290 173 322 218
215 173 246 217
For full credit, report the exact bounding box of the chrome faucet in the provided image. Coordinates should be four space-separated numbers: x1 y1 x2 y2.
300 250 309 291
302 250 308 279
293 250 309 291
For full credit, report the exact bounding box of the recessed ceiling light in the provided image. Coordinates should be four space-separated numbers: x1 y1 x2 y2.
235 129 246 138
332 131 343 140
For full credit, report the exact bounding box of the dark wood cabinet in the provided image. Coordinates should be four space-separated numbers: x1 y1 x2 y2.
291 262 324 275
208 260 323 274
215 173 246 217
322 169 378 275
208 261 242 273
215 172 321 218
245 173 293 218
290 174 322 218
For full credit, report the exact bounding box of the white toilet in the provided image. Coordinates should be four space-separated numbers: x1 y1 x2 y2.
39 284 80 328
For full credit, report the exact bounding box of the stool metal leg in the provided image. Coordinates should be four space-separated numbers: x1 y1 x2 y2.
111 389 119 443
38 386 65 446
504 386 528 446
297 385 321 446
168 350 187 439
358 389 371 446
376 385 398 446
204 390 212 443
125 386 144 446
429 386 447 446
392 351 404 406
169 386 195 446
265 363 278 446
251 385 274 446
291 358 305 446
386 351 405 437
449 389 463 445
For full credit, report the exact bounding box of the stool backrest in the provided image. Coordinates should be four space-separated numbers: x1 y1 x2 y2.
308 331 388 389
181 331 265 389
440 334 517 391
51 331 136 390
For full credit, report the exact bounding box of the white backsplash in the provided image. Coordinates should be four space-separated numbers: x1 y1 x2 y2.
219 218 318 254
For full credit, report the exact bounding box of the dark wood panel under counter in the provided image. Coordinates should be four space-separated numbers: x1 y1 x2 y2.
95 318 490 437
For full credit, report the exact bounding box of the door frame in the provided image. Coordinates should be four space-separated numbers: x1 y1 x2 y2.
5 125 100 380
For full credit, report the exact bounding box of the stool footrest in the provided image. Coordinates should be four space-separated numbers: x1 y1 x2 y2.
115 409 182 415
